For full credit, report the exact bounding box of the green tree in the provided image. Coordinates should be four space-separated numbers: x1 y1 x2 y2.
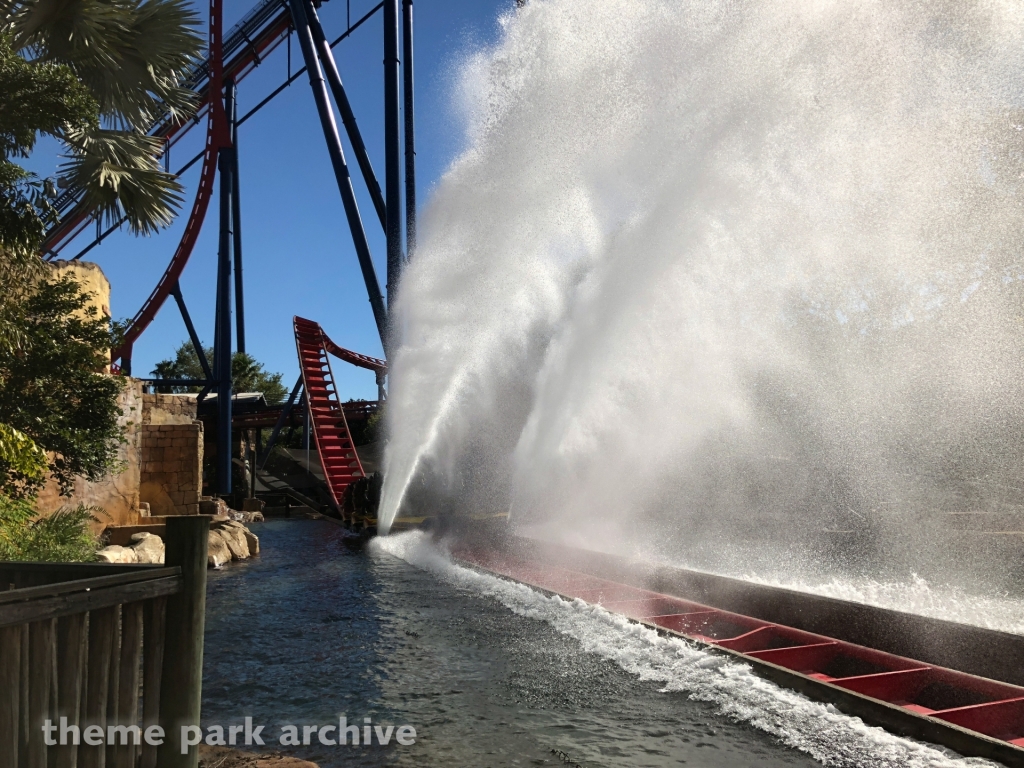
1 0 202 245
0 275 125 497
152 341 290 404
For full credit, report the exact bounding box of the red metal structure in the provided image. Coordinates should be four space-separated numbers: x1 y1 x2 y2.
39 0 411 494
456 543 1024 766
294 316 385 509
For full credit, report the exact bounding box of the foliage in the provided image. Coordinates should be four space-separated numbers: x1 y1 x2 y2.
0 275 125 496
151 341 290 404
0 424 47 487
0 495 99 561
364 404 385 444
0 0 202 242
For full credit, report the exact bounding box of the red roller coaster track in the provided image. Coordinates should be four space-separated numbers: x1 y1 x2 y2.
105 0 296 365
293 316 383 508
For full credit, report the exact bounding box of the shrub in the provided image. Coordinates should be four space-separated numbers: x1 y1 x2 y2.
0 495 100 562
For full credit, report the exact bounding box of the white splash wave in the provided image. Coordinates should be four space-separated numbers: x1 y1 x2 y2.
372 531 1000 768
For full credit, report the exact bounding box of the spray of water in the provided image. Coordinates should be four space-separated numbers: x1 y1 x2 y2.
380 0 1024 602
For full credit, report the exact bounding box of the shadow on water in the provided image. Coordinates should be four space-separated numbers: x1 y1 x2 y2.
202 520 819 767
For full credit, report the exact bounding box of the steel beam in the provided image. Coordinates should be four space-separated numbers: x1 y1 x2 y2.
230 84 246 355
289 0 389 352
306 0 387 230
213 83 236 496
257 375 303 469
384 0 402 326
403 0 416 259
170 282 213 382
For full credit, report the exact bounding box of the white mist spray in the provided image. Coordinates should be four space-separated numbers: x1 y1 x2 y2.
380 0 1024 599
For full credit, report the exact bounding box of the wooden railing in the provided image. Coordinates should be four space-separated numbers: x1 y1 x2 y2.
0 515 210 768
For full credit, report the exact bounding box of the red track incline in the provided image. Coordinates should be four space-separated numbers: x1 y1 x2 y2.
293 316 373 507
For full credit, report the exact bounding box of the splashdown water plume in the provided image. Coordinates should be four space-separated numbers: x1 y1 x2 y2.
380 0 1024 594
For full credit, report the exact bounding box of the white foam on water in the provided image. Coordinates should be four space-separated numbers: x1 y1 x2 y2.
742 573 1024 637
372 531 1001 768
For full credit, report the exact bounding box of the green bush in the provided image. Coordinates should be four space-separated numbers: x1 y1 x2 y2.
0 495 99 562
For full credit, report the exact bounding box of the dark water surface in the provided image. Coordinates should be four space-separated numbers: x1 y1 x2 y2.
201 520 820 767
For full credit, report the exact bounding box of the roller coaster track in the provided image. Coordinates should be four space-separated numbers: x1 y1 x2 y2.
92 0 382 366
294 316 381 507
43 0 295 256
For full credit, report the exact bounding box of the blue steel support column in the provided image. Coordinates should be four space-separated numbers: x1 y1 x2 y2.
214 83 235 497
403 0 416 259
171 281 213 382
384 0 402 337
229 80 246 355
306 0 387 231
289 0 389 351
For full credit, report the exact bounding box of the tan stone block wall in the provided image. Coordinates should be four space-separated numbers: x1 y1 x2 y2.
141 393 199 425
48 260 111 373
139 421 204 516
35 378 144 530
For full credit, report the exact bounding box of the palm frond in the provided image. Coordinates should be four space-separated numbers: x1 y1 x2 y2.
7 0 129 69
60 126 184 234
7 0 202 129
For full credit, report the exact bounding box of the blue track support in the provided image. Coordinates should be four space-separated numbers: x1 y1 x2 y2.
171 282 214 382
289 0 389 352
230 88 246 355
306 0 387 231
214 81 236 496
403 0 416 259
384 0 402 339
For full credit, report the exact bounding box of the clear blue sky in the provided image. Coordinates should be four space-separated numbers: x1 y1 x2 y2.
37 0 512 400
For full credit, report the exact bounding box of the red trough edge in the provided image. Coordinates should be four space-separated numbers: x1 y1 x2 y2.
453 545 1024 763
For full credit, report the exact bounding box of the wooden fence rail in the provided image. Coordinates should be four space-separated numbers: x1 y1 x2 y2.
0 515 209 768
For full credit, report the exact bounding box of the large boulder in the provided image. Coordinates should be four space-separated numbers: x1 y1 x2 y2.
129 532 164 564
96 545 137 563
241 526 259 556
211 521 249 560
207 531 232 567
205 520 260 567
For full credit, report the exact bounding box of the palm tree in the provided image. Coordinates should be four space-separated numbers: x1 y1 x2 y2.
2 0 203 236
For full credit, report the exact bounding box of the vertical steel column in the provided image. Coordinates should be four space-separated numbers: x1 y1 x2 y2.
229 80 246 355
402 0 416 259
121 343 133 376
289 0 389 350
384 0 402 326
214 84 235 497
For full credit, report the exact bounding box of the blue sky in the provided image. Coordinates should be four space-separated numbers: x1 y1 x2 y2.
34 0 511 400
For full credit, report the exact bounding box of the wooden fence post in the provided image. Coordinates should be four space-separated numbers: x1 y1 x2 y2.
55 613 87 768
0 625 21 767
81 607 117 768
140 597 166 768
156 516 209 768
26 619 55 768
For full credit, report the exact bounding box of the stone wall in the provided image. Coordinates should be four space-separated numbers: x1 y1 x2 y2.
48 260 112 373
35 378 144 529
139 421 204 517
142 392 198 426
35 386 205 526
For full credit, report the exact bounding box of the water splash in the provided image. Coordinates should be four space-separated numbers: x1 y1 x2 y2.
380 0 1024 604
373 532 1001 767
